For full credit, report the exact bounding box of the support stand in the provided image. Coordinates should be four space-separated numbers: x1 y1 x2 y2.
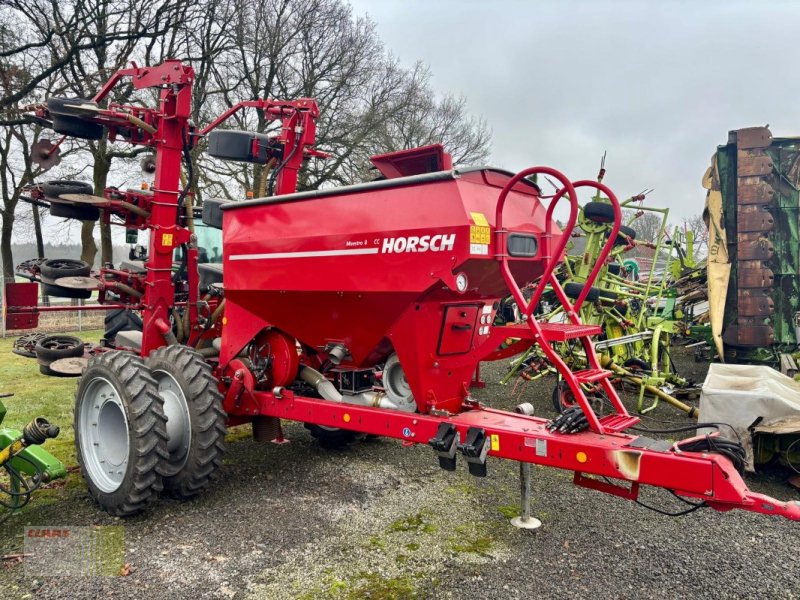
510 462 542 530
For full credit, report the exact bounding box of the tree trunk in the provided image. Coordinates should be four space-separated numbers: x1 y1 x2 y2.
93 141 113 264
1 211 14 279
80 221 98 266
31 204 49 306
32 204 44 258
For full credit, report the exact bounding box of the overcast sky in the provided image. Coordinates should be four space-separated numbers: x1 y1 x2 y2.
349 0 800 221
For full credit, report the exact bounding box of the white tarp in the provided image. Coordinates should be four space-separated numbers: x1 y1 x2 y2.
699 363 800 471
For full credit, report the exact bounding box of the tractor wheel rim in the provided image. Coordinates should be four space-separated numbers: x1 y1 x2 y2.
559 386 577 410
385 358 412 400
79 377 130 493
152 370 191 475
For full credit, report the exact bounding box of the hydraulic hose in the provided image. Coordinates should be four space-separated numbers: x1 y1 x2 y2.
172 308 185 343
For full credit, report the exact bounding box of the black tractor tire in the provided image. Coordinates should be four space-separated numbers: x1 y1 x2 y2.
39 363 56 376
39 258 91 281
51 114 103 140
552 380 578 413
34 334 84 365
563 282 618 302
583 201 615 224
74 352 168 516
47 97 99 117
41 282 92 299
104 309 143 343
605 225 637 246
49 202 100 221
146 345 226 499
623 357 650 372
42 180 93 199
12 333 46 358
305 424 357 449
38 362 76 378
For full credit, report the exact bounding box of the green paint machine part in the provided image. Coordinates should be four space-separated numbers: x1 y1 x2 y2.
0 427 67 481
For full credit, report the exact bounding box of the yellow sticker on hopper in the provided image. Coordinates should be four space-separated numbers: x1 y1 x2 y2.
490 434 500 451
470 226 490 244
470 212 489 227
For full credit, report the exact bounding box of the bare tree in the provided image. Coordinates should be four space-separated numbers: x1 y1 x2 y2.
198 0 491 199
1 0 492 270
682 213 708 260
0 1 181 120
0 0 192 266
370 66 491 166
624 209 663 245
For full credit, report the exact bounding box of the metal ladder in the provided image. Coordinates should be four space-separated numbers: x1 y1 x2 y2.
494 167 639 434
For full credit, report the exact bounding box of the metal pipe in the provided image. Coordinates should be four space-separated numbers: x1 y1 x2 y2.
600 355 697 418
298 365 402 410
208 298 226 328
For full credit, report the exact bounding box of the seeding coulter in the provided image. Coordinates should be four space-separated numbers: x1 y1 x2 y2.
7 60 799 524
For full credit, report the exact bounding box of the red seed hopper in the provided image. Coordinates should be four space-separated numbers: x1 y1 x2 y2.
220 163 557 415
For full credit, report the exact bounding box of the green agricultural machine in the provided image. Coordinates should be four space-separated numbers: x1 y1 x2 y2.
705 127 800 368
0 393 65 511
506 166 700 415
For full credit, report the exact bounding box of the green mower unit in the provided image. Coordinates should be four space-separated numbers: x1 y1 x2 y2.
0 393 65 510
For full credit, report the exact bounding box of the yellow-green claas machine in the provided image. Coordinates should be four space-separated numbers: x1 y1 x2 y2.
0 393 65 510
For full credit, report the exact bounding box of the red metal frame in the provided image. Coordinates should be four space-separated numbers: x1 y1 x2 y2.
12 60 799 522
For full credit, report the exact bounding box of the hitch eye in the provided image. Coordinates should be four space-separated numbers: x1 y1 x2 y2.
507 234 538 258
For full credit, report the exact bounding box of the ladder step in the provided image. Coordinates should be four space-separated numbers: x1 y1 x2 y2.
573 368 612 383
599 414 640 433
539 322 602 342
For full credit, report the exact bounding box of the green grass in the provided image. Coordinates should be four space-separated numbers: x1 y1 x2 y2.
387 511 437 534
0 329 104 469
297 571 420 600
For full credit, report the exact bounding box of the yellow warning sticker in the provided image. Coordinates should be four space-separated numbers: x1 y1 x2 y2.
470 226 490 244
470 211 489 227
490 434 500 452
161 233 174 247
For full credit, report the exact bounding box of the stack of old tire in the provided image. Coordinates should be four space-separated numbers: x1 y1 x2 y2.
38 257 93 299
42 179 100 221
34 334 85 376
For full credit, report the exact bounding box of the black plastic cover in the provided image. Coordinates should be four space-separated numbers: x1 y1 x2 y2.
507 233 538 257
201 198 230 229
208 130 274 164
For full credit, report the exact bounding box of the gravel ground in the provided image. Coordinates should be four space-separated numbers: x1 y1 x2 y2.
0 346 797 599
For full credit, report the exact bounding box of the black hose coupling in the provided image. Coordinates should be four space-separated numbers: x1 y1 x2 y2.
546 406 589 434
22 417 60 446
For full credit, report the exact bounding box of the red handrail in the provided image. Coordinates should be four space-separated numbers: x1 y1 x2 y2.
494 167 577 317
